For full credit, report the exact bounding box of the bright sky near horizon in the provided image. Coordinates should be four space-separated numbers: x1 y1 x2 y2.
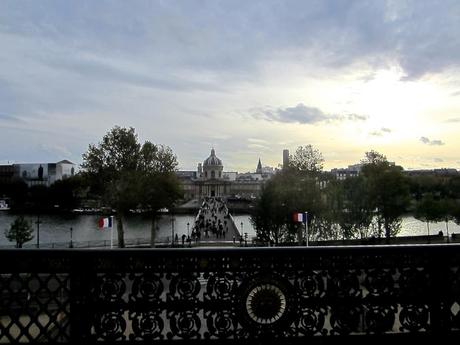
1 1 459 172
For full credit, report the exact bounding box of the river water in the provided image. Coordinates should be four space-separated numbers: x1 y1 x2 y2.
0 211 459 247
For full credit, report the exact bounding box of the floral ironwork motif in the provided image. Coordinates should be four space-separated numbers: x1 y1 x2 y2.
1 246 460 342
245 283 287 324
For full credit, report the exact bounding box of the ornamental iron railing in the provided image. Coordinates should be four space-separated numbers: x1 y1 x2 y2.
0 246 460 344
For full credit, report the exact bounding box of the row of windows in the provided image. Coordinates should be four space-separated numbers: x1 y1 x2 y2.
204 170 222 178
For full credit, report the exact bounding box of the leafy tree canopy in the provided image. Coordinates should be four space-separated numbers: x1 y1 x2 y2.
81 126 181 247
5 216 33 248
288 145 324 174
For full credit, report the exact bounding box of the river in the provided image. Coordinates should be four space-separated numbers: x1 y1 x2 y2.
0 211 459 247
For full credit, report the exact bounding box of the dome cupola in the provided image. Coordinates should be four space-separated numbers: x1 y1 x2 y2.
202 148 223 180
203 148 223 167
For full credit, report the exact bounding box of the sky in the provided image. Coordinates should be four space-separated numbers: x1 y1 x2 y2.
1 0 460 172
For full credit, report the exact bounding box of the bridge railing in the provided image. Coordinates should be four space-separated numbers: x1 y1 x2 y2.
0 245 460 344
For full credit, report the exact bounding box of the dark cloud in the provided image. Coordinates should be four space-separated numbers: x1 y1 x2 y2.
253 104 368 125
1 1 460 80
370 127 392 136
420 137 445 146
263 104 329 124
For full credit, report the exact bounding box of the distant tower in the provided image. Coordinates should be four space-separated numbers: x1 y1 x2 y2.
256 158 262 174
283 149 289 169
197 163 203 177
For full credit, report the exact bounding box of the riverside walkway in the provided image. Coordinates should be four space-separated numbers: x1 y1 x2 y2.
0 197 242 249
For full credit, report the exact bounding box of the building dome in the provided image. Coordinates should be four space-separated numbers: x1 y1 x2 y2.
203 148 223 167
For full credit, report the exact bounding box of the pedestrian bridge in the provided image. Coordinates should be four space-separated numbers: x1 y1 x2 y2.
0 245 459 343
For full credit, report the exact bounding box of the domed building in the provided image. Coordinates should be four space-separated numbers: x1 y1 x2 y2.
177 148 275 200
202 148 223 180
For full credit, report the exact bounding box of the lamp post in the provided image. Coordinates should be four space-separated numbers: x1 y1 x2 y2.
36 214 41 248
171 215 175 247
187 222 190 237
69 227 73 248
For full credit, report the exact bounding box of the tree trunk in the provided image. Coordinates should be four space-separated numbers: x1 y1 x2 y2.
116 213 125 248
150 216 156 248
445 220 449 239
297 224 303 245
384 218 390 239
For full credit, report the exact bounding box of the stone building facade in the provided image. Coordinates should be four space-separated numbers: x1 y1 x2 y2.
178 149 272 200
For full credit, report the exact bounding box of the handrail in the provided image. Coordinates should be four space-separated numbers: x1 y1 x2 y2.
0 245 459 343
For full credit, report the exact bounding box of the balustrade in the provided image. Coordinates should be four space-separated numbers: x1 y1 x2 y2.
0 246 459 343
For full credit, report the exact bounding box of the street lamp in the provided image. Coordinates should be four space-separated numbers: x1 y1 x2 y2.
241 221 244 235
36 214 41 248
171 215 176 247
187 222 190 237
69 227 73 248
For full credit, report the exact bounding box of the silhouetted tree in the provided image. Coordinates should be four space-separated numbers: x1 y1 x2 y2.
252 145 325 244
288 145 324 174
414 195 443 237
361 151 410 238
81 126 181 247
5 216 33 248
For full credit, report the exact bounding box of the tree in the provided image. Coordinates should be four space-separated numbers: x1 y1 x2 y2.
335 175 373 239
361 151 410 238
252 145 326 244
361 150 388 165
81 126 181 247
5 216 33 248
437 198 457 238
251 178 291 245
414 195 443 237
138 144 182 246
288 145 324 174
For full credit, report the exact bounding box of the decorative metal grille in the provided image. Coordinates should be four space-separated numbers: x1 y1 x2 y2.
0 246 460 343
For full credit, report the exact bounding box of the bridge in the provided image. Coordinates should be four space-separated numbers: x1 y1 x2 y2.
1 245 460 343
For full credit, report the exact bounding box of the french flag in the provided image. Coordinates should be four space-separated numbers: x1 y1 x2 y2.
292 212 307 223
98 216 113 229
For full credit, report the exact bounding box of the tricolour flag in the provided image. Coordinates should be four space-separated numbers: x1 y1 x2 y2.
98 216 113 229
292 212 308 223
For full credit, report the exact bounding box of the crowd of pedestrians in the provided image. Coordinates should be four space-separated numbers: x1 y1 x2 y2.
191 197 236 242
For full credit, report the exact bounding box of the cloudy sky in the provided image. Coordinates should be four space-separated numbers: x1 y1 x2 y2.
1 0 460 172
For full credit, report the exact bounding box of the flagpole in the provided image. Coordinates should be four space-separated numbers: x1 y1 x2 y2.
110 216 114 249
305 212 308 247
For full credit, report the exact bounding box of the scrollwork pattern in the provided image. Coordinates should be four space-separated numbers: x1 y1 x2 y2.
93 311 127 341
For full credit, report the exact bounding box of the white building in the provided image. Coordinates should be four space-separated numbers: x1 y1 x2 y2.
14 160 76 186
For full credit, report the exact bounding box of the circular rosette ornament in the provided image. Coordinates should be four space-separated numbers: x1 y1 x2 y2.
236 275 297 335
169 274 201 300
94 274 126 303
94 311 127 341
168 311 201 340
205 273 235 301
130 312 164 340
399 304 429 332
130 274 163 303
